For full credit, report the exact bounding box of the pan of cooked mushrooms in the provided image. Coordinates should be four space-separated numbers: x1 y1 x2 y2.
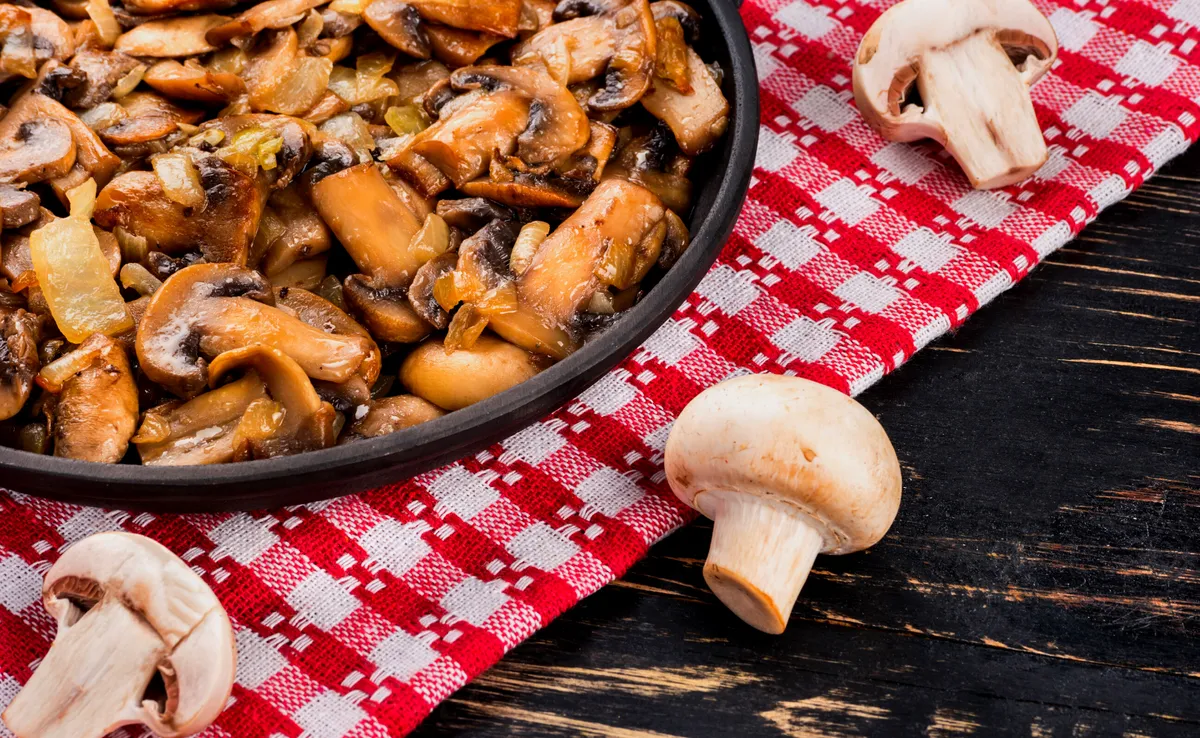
0 0 757 510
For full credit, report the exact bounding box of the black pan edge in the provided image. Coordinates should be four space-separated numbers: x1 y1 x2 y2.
0 0 760 511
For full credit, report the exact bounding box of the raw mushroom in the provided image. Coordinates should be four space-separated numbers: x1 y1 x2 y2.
137 262 372 398
852 0 1058 189
0 308 38 421
664 375 903 634
1 532 236 738
37 333 138 463
400 333 547 410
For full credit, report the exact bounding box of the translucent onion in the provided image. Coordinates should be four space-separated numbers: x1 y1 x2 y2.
384 104 427 136
151 151 205 208
111 64 147 99
79 101 128 131
218 126 286 175
445 303 488 351
35 341 103 393
29 179 133 343
119 262 163 297
255 55 332 116
85 0 121 47
328 0 371 14
510 221 549 276
208 47 247 76
476 282 519 316
115 226 149 264
319 112 374 162
407 213 450 263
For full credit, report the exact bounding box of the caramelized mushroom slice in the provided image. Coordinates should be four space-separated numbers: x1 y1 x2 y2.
407 250 457 329
254 185 332 275
0 186 40 228
0 119 76 184
94 153 264 265
344 394 444 439
409 90 530 186
143 60 246 104
640 45 728 155
400 333 547 410
309 162 426 287
206 0 332 45
450 64 589 164
342 275 432 343
39 333 137 462
137 263 371 397
122 0 238 14
275 285 381 385
62 49 142 109
114 15 231 57
0 308 38 421
97 92 204 148
134 373 268 465
603 123 692 211
406 0 522 38
0 6 76 83
425 24 505 67
364 0 431 59
207 344 338 459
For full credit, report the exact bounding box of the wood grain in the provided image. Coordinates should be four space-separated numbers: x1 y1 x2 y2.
413 147 1200 736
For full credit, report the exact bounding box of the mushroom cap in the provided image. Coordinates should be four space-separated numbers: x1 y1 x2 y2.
853 0 1058 135
664 375 901 554
43 532 236 735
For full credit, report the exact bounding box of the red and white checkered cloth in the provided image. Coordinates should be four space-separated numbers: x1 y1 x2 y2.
3 0 1198 734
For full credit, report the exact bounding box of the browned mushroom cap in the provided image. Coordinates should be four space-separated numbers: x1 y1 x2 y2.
424 24 504 67
97 92 204 148
122 0 238 15
603 124 692 212
61 50 143 110
0 119 76 184
134 373 269 465
40 333 138 463
435 196 518 231
137 263 371 398
0 6 76 83
0 308 38 421
309 162 427 287
512 16 612 84
275 285 381 385
342 275 433 343
405 0 522 38
409 90 530 186
206 0 332 45
94 154 264 265
207 344 338 459
114 15 232 57
408 250 457 329
344 394 444 439
641 45 729 155
365 0 431 59
0 185 40 228
400 333 547 410
143 60 247 104
651 0 700 40
450 65 589 164
253 185 332 275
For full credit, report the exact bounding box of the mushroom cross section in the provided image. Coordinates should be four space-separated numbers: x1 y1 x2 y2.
1 532 236 738
852 0 1058 189
664 375 902 634
137 262 372 398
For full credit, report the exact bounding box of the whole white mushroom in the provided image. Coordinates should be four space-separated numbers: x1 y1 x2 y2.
665 375 902 634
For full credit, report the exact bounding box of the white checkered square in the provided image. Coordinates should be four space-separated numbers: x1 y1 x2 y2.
370 629 439 681
696 264 761 315
440 577 510 626
428 466 500 520
770 316 841 362
756 219 822 269
871 143 937 184
210 516 279 565
287 570 360 630
1049 8 1099 51
0 556 41 613
1062 92 1128 139
506 522 580 571
235 629 289 690
893 228 958 272
293 690 368 738
641 318 701 365
577 368 638 414
793 86 854 132
952 190 1016 228
756 128 800 172
774 0 835 38
834 273 901 314
1169 0 1200 28
360 520 431 577
502 421 568 465
1116 40 1179 86
575 468 644 516
816 179 880 226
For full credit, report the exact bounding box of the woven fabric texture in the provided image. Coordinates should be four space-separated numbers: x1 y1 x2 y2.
2 0 1198 735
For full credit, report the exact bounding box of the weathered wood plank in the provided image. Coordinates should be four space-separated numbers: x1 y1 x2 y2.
414 147 1200 736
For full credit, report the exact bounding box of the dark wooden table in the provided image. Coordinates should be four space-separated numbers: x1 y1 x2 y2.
414 148 1200 737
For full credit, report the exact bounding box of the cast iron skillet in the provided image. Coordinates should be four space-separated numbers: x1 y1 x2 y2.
0 0 759 511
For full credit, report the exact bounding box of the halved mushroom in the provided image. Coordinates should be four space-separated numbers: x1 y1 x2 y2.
0 119 76 184
515 0 654 111
405 0 522 38
640 45 728 155
275 285 381 385
0 308 38 421
400 333 547 410
134 374 268 465
409 90 530 186
114 15 231 57
206 344 338 458
137 262 372 397
143 59 247 104
0 6 76 83
97 91 204 149
253 184 332 275
365 0 431 59
38 333 137 462
206 0 332 45
0 185 40 228
344 394 444 439
342 275 433 343
425 24 505 67
94 153 264 264
450 64 590 164
309 162 427 287
62 49 142 109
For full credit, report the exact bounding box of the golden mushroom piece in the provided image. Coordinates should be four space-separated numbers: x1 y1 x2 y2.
400 333 548 410
665 375 903 634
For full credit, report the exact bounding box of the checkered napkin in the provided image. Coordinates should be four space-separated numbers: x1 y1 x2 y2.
2 0 1198 734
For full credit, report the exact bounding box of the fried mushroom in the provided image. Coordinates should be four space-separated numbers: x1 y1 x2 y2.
38 333 137 463
400 333 547 410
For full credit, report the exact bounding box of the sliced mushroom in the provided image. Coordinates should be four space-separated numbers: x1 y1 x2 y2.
425 24 505 67
97 91 204 149
364 0 431 59
409 90 530 186
0 6 76 83
342 275 432 343
254 184 332 275
461 174 585 207
39 333 137 462
114 15 231 57
0 308 38 421
206 0 332 45
269 255 327 289
450 64 589 164
242 27 333 116
134 373 269 465
0 185 40 228
344 394 444 439
275 285 381 385
200 114 314 190
400 333 547 410
0 119 76 184
309 162 426 287
603 123 692 211
641 45 728 156
207 344 338 459
137 262 372 397
405 0 522 37
435 196 518 231
94 153 264 264
62 49 142 109
407 249 457 329
143 59 247 104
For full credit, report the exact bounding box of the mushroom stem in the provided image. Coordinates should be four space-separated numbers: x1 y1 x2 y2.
917 32 1046 189
697 489 824 635
4 599 165 738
